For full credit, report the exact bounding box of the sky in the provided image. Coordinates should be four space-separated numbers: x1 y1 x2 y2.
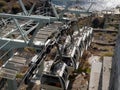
80 0 120 11
52 0 120 11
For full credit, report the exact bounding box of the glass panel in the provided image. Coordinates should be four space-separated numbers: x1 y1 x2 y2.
62 57 73 66
41 74 62 88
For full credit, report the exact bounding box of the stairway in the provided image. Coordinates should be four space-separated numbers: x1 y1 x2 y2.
88 56 112 90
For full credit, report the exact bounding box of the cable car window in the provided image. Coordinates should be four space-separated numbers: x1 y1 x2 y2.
79 43 82 50
41 74 62 88
62 57 73 66
85 38 87 45
62 67 68 81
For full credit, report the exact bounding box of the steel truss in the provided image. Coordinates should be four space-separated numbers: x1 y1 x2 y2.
0 0 94 90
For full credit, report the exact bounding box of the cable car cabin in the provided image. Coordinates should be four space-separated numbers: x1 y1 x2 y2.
40 61 69 90
61 44 80 72
82 27 93 49
88 27 93 45
72 31 85 57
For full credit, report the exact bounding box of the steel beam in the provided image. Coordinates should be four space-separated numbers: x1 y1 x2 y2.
0 13 57 22
28 2 36 16
59 4 70 19
0 38 27 49
17 23 39 39
18 0 28 15
3 20 34 37
13 18 29 42
29 22 44 45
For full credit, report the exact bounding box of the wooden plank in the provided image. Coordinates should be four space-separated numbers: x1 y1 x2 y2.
35 34 48 39
89 62 102 90
40 29 56 32
11 56 26 64
34 38 47 42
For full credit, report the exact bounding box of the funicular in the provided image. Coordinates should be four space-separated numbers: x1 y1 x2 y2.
69 18 91 54
40 33 70 90
59 42 80 72
56 27 85 72
40 61 69 90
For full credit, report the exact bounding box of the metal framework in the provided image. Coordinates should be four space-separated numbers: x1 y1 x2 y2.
0 0 94 90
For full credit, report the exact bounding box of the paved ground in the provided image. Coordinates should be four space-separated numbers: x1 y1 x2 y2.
102 57 112 90
89 62 102 90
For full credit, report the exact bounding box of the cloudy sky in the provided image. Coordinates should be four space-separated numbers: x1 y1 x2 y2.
52 0 120 11
81 0 120 11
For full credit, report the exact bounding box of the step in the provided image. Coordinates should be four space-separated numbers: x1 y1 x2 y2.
102 56 112 90
89 62 102 90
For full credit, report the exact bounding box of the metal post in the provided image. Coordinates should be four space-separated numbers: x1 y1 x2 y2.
13 18 28 43
28 2 36 16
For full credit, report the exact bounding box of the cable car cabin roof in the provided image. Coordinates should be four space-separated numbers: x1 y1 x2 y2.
62 44 77 57
43 61 67 77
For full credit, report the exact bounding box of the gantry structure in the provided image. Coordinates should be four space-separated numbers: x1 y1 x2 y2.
0 0 94 90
